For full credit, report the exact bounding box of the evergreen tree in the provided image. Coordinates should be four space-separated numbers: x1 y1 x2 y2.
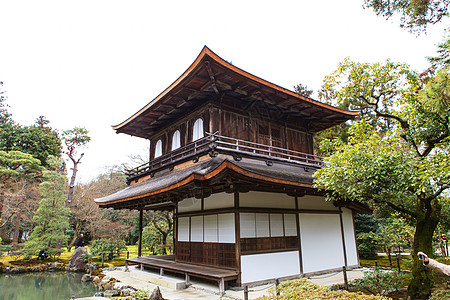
24 157 69 259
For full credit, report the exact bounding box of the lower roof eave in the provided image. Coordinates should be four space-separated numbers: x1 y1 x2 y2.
95 156 318 210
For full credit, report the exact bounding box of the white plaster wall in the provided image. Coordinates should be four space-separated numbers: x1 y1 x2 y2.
297 196 338 211
178 197 202 213
218 213 235 243
241 251 300 283
178 217 190 242
299 213 345 273
204 192 234 210
342 208 359 266
239 191 295 209
204 214 218 242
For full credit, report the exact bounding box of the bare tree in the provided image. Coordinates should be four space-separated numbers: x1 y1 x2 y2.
61 127 90 207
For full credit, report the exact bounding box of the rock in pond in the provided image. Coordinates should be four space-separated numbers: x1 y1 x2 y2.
67 247 87 272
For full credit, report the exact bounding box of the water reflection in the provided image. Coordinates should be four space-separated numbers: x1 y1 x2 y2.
0 271 97 300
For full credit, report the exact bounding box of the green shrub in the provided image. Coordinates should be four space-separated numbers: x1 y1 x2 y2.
350 267 409 295
256 278 391 300
430 289 450 300
357 232 379 259
90 238 127 260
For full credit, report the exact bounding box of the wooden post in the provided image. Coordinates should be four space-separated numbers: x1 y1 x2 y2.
295 196 303 274
234 191 242 286
219 278 225 296
342 266 348 290
138 208 143 257
275 278 280 296
244 285 248 300
338 207 348 267
396 255 401 273
127 251 129 259
101 253 104 268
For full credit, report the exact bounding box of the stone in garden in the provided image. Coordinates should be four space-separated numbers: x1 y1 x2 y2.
88 262 99 273
150 286 163 300
103 289 119 297
81 274 92 282
11 267 27 273
120 287 135 296
68 247 87 271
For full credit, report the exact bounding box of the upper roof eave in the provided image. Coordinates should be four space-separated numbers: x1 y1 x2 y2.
112 46 359 133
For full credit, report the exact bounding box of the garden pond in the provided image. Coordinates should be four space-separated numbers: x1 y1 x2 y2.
0 271 97 300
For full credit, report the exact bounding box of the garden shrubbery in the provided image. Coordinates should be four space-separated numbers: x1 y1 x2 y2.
350 267 409 296
256 278 390 300
90 238 127 260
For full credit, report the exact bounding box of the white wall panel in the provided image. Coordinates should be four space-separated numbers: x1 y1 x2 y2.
256 213 270 237
178 217 190 242
240 191 295 209
342 208 359 266
270 214 284 237
190 216 204 242
240 213 256 238
218 213 235 243
297 196 338 211
299 214 345 273
241 251 300 283
284 214 297 236
204 215 218 242
178 197 202 213
204 192 234 210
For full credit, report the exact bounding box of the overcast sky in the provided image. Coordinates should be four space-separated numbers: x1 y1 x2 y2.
0 1 448 183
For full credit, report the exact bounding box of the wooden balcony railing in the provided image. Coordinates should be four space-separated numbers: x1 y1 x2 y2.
126 132 323 182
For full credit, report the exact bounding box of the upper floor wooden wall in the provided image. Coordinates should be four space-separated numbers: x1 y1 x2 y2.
149 99 313 160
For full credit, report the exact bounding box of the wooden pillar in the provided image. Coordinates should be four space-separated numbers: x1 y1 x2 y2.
234 191 241 286
138 208 143 257
295 196 303 274
338 207 348 267
174 207 178 261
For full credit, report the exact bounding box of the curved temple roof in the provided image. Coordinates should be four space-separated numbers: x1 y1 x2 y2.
113 46 358 138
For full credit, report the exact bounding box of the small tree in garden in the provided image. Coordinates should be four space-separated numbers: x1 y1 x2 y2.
142 211 173 255
90 238 127 260
355 214 379 258
24 157 69 259
62 127 90 251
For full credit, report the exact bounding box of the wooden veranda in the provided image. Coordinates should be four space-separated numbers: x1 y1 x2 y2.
125 255 239 294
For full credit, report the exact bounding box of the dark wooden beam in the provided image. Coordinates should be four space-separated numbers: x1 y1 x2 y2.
138 208 143 257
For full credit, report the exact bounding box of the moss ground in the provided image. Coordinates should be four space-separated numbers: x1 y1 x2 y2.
0 245 150 269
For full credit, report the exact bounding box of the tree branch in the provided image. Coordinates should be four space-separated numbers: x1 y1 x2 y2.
374 199 417 218
424 184 450 202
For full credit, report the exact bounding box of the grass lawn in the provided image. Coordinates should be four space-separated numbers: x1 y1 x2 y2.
360 254 414 271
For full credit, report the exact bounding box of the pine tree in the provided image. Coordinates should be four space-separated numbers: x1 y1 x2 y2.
24 157 69 259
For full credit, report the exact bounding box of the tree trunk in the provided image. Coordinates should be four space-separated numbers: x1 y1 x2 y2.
407 205 440 299
386 246 392 267
161 233 167 255
67 220 81 252
13 216 20 244
66 161 78 208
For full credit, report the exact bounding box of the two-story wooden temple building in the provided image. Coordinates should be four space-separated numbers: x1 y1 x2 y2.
95 46 368 292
